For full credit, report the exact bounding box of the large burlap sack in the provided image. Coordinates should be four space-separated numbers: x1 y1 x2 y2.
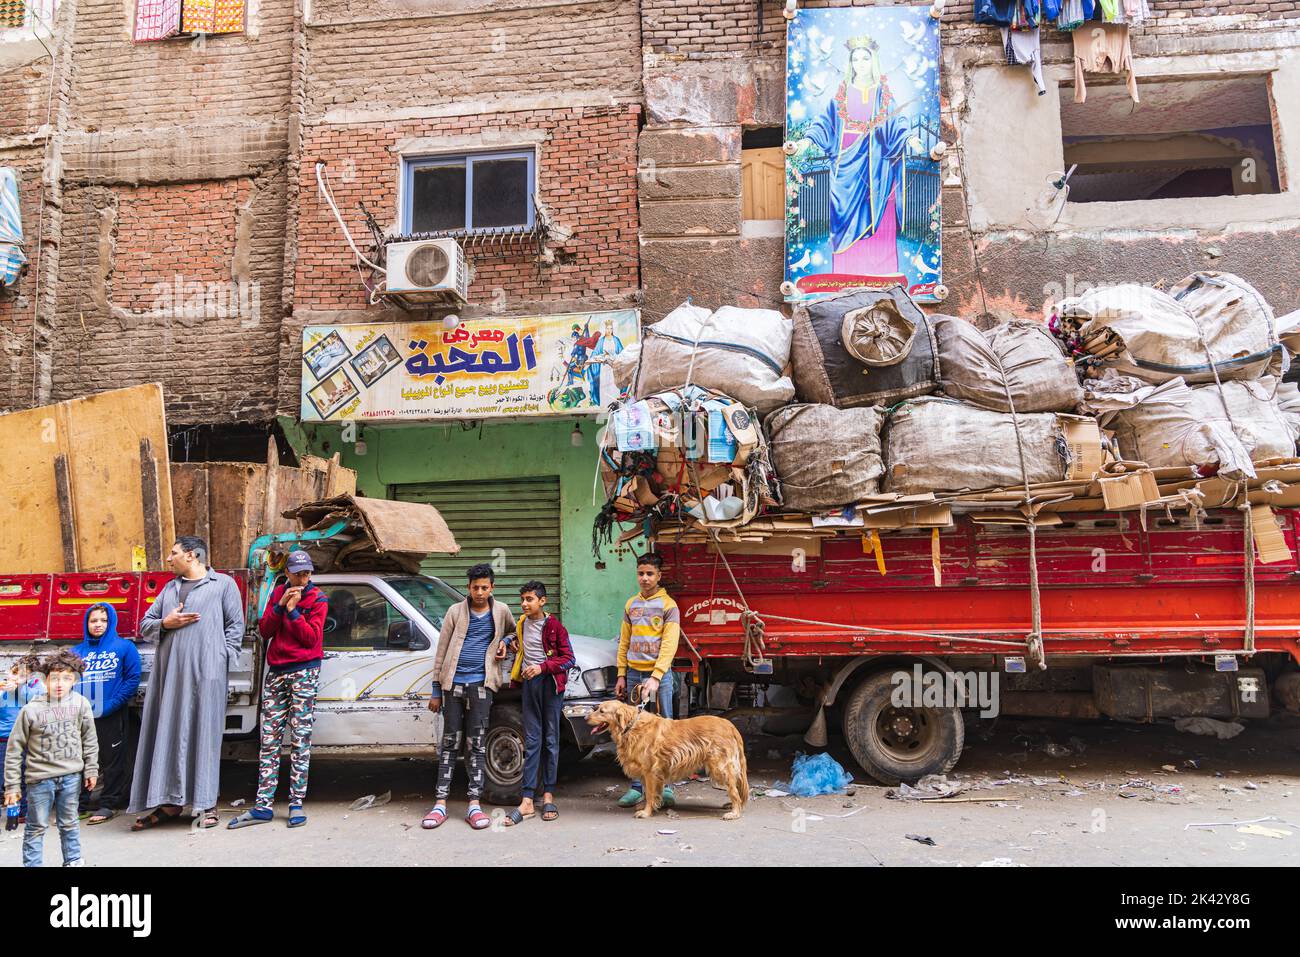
1106 377 1294 478
791 286 941 409
764 404 885 510
883 397 1102 494
935 317 1083 413
1059 275 1281 384
634 302 795 413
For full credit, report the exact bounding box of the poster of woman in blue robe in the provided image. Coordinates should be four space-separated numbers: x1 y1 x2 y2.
785 6 942 302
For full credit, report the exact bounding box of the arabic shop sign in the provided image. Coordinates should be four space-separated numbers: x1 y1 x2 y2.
299 309 640 422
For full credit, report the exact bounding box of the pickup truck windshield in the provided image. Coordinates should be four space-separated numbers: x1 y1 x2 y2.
386 576 462 630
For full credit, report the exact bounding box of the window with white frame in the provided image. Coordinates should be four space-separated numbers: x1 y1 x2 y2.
402 150 535 234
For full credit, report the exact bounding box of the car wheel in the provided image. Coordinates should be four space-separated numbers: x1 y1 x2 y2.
481 703 525 806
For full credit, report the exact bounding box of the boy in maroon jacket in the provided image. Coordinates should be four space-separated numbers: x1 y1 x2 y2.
504 580 574 825
229 550 327 830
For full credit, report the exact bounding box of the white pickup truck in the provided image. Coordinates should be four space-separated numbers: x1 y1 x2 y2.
0 496 619 805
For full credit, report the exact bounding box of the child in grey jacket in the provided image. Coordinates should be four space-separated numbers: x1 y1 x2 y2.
4 649 99 867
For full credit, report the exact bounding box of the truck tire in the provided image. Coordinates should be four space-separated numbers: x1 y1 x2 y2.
481 703 526 806
842 669 964 786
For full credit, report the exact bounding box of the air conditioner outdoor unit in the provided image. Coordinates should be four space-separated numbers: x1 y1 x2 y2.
383 238 468 302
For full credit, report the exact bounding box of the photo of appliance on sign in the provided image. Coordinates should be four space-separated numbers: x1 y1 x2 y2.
784 5 943 302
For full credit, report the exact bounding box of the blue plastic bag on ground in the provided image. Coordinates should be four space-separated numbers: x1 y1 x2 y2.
776 752 854 797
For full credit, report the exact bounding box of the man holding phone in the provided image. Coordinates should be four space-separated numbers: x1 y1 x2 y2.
422 563 516 831
229 550 327 830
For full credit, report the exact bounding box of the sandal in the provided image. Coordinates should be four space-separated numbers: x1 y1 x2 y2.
131 806 183 832
421 806 448 830
504 808 534 827
542 802 559 821
465 807 491 830
196 808 220 829
87 810 117 826
288 805 307 828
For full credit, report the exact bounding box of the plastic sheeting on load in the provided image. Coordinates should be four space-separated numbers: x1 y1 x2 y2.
884 397 1101 494
633 303 795 413
1105 377 1294 480
764 404 885 510
1058 275 1282 384
935 316 1083 414
0 168 26 288
791 286 941 409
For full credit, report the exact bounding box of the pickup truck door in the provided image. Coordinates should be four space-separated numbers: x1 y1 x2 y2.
308 581 441 748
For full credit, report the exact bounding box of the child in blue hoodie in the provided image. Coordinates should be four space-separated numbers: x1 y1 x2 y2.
71 603 141 825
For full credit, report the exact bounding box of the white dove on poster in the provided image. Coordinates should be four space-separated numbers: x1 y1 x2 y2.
790 248 812 271
901 21 928 51
806 71 830 95
911 253 939 276
811 34 834 62
903 54 923 79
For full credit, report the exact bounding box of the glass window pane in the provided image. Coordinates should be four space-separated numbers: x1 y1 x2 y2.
318 584 403 651
411 164 465 232
471 157 530 229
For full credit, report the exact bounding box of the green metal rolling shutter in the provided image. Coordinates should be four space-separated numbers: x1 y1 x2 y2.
394 477 563 615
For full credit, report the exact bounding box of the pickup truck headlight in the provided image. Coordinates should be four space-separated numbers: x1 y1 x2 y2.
582 666 617 695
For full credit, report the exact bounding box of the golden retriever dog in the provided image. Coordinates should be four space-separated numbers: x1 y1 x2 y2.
587 700 748 820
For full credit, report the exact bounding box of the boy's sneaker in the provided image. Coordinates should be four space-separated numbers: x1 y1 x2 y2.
617 788 643 808
63 859 84 867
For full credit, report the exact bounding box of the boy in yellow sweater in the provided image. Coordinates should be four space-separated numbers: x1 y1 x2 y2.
613 552 680 809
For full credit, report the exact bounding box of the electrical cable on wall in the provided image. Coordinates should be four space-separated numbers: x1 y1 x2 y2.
315 161 387 277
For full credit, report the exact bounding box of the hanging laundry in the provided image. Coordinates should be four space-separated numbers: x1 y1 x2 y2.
0 168 26 288
1123 0 1150 23
1097 0 1122 22
133 0 181 41
1040 0 1062 19
1073 22 1138 104
1002 26 1046 96
0 0 25 29
181 0 245 33
1056 0 1094 30
975 0 1039 26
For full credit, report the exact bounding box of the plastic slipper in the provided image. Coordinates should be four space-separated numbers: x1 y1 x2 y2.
131 806 183 832
86 810 117 826
288 806 307 828
466 807 491 830
542 802 559 821
421 806 448 829
226 809 272 829
503 808 534 827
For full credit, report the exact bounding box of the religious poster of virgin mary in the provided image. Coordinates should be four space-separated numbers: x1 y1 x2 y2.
784 6 942 302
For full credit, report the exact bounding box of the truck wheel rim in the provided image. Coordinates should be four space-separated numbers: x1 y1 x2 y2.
875 705 936 758
485 726 524 784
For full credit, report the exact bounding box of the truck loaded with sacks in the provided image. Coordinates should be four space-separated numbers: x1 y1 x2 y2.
594 275 1300 785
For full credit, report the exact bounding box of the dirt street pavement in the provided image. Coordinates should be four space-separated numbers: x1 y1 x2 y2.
15 712 1298 867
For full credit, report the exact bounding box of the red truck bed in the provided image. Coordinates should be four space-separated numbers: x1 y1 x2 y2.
0 571 251 643
660 509 1300 664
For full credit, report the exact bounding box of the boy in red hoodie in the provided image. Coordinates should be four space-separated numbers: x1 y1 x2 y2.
229 550 327 830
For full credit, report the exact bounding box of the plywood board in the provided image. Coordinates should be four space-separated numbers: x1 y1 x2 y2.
0 383 174 573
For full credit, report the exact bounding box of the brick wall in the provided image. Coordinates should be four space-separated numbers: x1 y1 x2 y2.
32 0 297 425
295 106 641 311
641 0 1298 57
110 180 254 310
303 0 641 120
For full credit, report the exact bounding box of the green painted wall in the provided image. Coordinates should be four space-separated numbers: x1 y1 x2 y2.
281 416 637 640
